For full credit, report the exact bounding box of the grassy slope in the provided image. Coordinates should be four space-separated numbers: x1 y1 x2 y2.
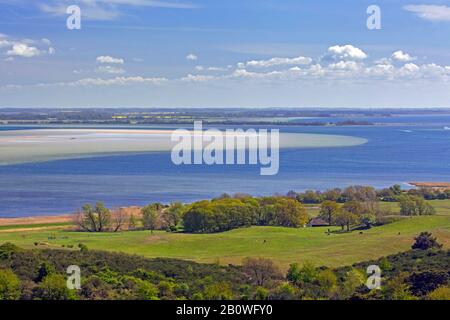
0 201 449 270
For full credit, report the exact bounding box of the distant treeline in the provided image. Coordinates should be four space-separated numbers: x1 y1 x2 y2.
0 232 448 300
292 184 450 203
73 184 439 235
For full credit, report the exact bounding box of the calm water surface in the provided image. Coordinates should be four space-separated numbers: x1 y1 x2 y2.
1 115 450 217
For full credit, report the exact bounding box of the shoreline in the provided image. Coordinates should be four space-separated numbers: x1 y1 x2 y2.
0 214 73 227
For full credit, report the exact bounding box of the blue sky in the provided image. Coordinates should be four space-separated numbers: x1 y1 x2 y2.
1 0 450 107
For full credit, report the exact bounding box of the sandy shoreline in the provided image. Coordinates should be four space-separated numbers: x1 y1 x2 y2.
0 214 73 226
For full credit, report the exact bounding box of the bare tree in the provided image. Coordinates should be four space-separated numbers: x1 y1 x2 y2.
111 208 128 232
242 257 282 287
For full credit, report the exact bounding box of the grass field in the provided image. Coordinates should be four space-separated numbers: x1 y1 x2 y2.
1 200 449 270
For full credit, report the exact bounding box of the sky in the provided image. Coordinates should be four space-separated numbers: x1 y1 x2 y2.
1 0 450 108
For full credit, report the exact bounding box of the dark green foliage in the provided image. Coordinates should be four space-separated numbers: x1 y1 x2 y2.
412 232 443 250
0 246 252 300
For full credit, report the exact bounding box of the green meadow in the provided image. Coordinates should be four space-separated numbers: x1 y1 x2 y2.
1 200 449 270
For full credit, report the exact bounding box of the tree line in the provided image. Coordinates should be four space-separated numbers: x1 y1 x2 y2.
74 195 309 234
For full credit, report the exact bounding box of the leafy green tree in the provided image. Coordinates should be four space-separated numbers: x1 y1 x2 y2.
165 202 185 230
342 200 364 215
382 272 415 300
142 204 160 234
0 269 20 300
317 269 337 298
271 282 298 300
254 286 269 300
338 268 365 299
398 195 436 216
35 274 77 300
286 262 318 285
203 282 234 300
412 232 443 250
319 201 340 225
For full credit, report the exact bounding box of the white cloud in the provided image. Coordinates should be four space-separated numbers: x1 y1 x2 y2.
0 35 54 58
186 53 198 61
6 43 42 58
326 45 368 60
328 60 360 71
38 0 199 21
96 55 125 64
243 56 312 68
404 5 450 22
391 50 415 62
96 65 126 74
33 76 168 88
181 74 216 82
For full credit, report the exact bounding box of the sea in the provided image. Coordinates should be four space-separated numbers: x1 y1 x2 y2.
1 114 450 217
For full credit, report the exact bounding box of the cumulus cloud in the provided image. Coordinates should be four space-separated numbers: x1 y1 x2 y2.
0 35 54 58
186 53 198 61
326 45 368 60
96 55 124 64
391 50 416 62
241 56 312 68
6 43 42 58
404 4 450 22
5 45 450 91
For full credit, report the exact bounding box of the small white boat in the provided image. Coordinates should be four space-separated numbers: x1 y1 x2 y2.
444 127 450 130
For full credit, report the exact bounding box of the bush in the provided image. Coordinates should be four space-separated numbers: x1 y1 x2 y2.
0 269 21 300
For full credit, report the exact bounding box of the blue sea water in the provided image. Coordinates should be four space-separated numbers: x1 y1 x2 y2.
1 115 450 217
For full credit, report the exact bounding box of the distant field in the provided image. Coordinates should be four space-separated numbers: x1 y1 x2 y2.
1 200 449 270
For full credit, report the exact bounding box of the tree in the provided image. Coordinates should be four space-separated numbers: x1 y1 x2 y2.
260 197 309 228
35 262 55 282
317 269 337 297
164 202 185 230
142 204 160 234
338 268 365 299
342 200 364 215
242 258 282 287
111 208 128 232
297 190 322 204
286 262 318 285
34 274 76 300
382 272 415 300
360 213 376 229
412 232 442 250
128 214 137 230
319 201 340 225
0 269 20 300
333 211 359 231
75 202 111 232
398 195 436 216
